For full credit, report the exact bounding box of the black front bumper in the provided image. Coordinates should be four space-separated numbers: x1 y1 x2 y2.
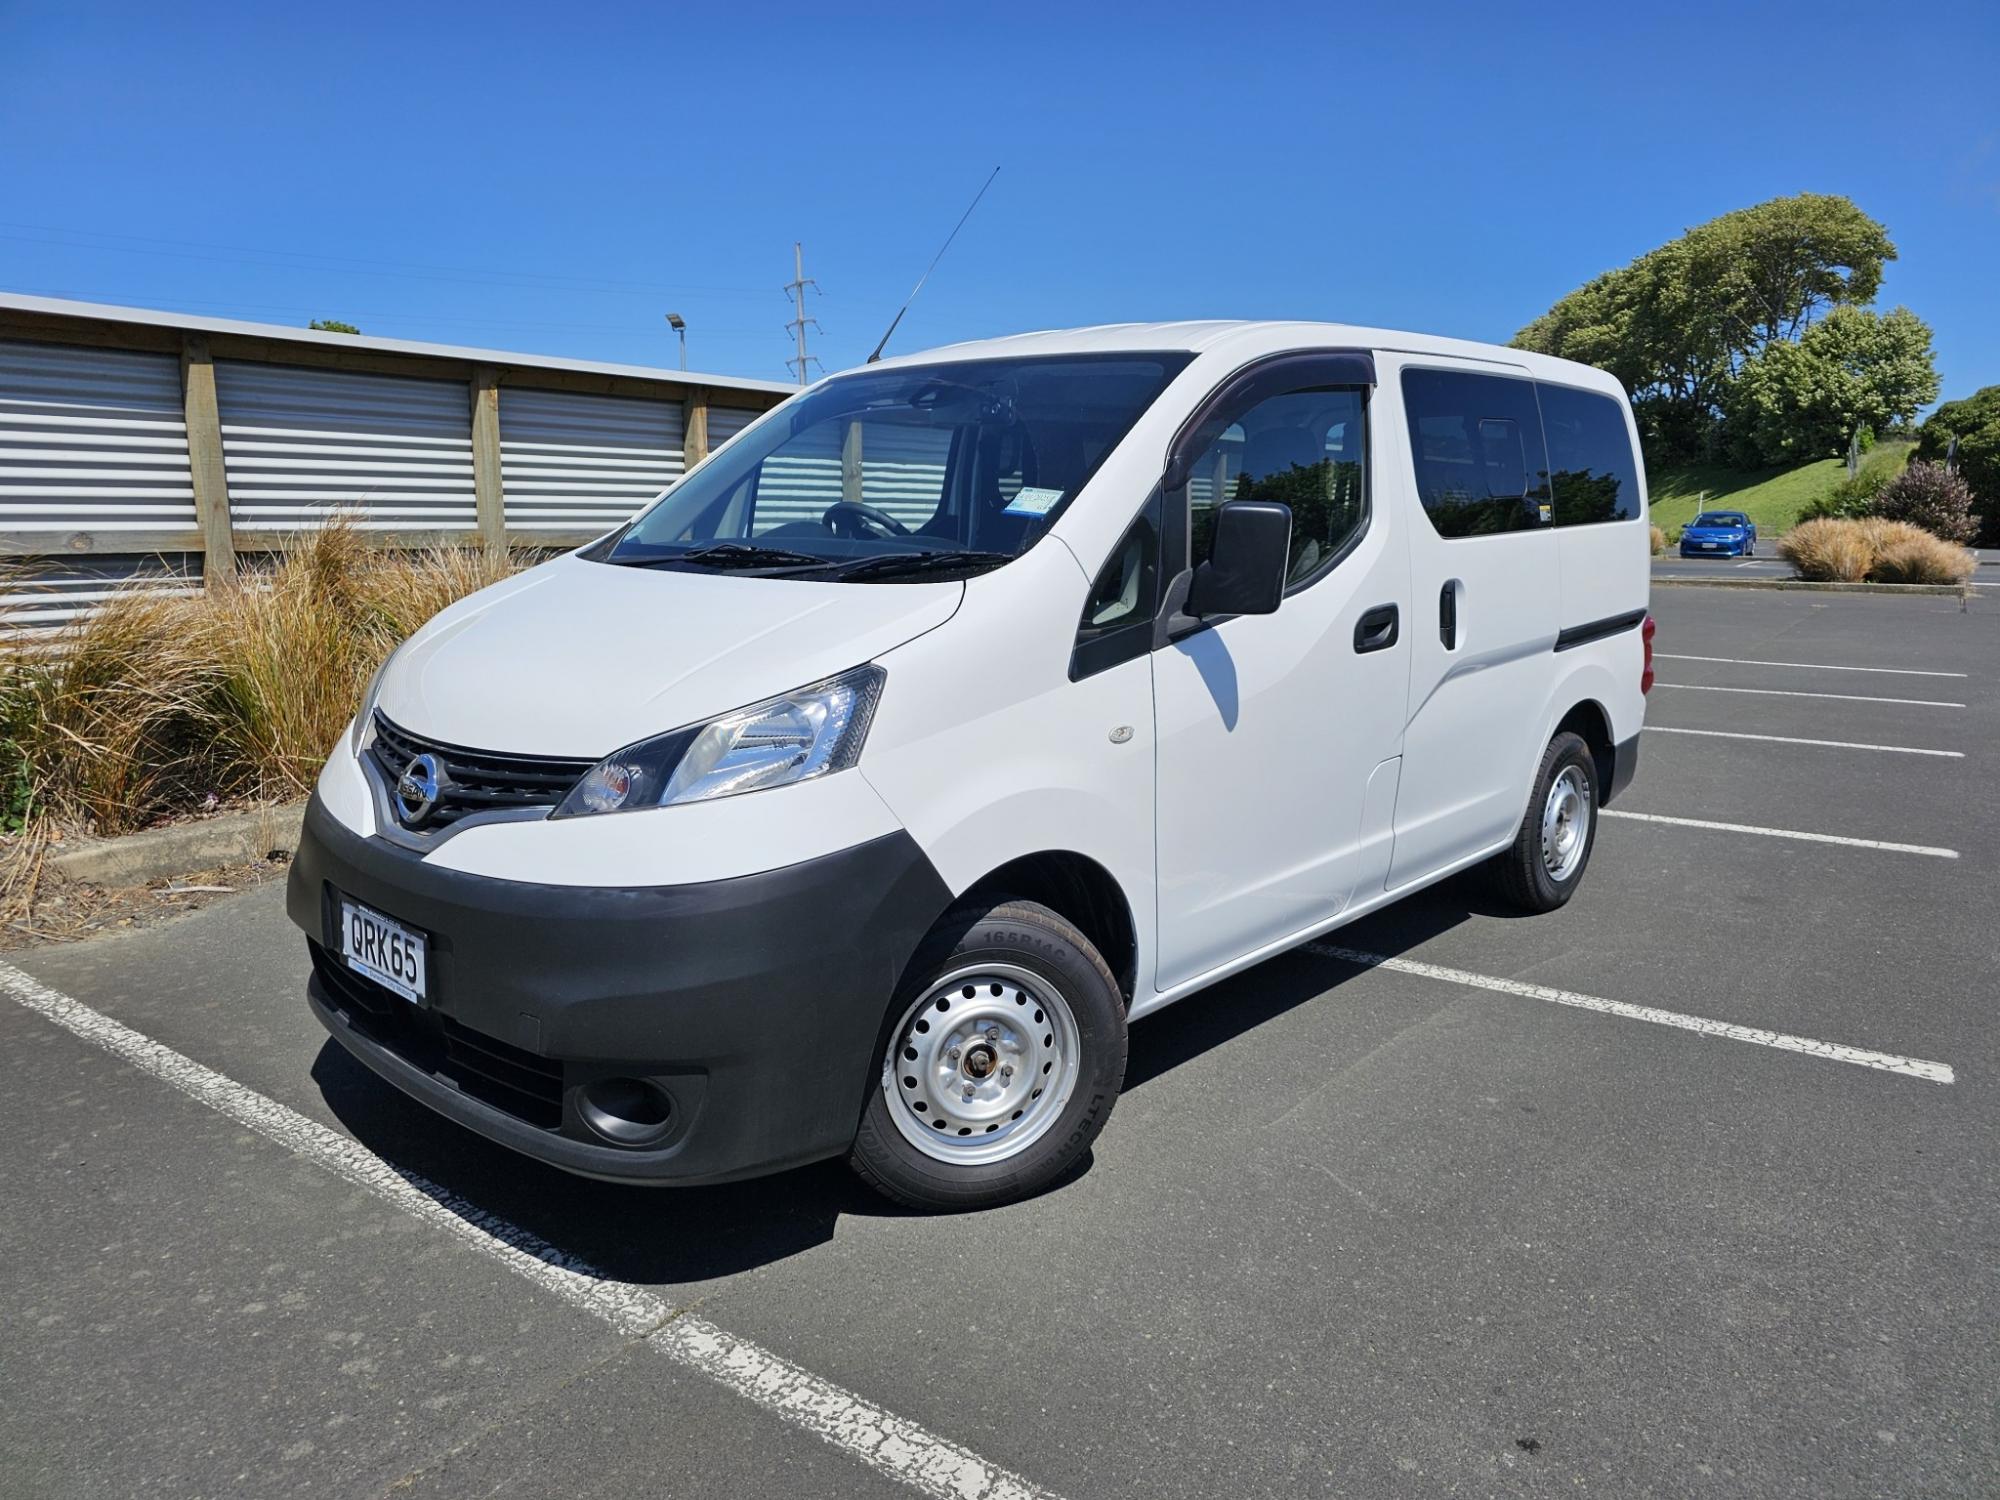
288 795 952 1185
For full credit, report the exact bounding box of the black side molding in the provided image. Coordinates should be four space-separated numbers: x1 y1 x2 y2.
1554 608 1648 652
1604 733 1641 805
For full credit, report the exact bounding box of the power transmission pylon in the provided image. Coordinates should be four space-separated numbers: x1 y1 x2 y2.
784 241 822 386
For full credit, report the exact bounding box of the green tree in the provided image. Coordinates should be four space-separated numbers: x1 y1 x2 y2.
1691 193 1895 347
1916 386 2000 544
308 318 360 335
1724 306 1939 466
1513 194 1897 459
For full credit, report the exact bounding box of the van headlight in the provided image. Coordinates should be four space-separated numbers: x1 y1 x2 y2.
553 665 885 817
349 650 398 757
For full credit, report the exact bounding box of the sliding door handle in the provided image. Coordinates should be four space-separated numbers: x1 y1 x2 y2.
1354 603 1399 654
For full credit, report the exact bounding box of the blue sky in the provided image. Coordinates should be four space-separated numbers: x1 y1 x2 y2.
4 1 1996 403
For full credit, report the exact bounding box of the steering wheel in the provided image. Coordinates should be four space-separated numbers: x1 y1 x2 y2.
821 500 910 540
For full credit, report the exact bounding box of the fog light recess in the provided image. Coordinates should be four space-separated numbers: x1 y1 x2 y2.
576 1076 675 1147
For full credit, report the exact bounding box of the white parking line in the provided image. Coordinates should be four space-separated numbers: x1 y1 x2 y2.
1656 653 1967 679
1646 726 1964 759
1601 808 1959 859
1308 945 1954 1084
1654 682 1965 708
0 959 1060 1500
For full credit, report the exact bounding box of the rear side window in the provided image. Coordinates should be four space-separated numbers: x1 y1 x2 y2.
1538 383 1643 525
1401 369 1550 537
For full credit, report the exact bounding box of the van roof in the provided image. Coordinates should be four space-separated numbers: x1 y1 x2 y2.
872 320 1624 394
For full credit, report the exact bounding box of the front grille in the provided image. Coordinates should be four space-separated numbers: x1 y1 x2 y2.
311 943 566 1129
369 713 594 830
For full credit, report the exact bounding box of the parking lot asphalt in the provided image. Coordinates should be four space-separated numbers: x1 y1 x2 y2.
4 584 1996 1499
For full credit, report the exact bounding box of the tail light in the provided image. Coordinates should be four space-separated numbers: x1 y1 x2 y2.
1640 614 1657 695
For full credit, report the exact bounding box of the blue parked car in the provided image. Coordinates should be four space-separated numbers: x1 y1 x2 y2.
1679 510 1758 557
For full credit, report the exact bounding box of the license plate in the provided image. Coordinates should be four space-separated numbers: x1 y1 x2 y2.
1701 541 1718 549
338 897 427 1003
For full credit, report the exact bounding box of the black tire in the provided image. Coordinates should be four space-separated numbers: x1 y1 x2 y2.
1487 731 1599 914
849 898 1127 1211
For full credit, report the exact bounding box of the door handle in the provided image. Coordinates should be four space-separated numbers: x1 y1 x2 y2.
1440 581 1457 650
1354 603 1399 654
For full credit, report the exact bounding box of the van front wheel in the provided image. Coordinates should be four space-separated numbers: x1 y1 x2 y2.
1488 730 1599 913
850 899 1127 1211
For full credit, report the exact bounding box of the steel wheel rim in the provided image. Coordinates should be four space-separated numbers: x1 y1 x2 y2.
1540 765 1591 882
880 961 1082 1166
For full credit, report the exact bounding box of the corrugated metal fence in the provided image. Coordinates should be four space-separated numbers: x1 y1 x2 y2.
0 340 197 537
214 362 480 533
0 305 792 638
499 386 685 534
754 422 955 529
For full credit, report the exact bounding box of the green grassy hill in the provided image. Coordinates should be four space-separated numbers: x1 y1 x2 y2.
1648 441 1912 536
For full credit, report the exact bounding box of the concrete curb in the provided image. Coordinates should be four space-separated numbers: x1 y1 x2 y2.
47 802 307 887
1651 577 1972 597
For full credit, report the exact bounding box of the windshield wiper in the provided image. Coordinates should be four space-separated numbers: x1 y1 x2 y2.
825 549 1012 582
616 541 835 571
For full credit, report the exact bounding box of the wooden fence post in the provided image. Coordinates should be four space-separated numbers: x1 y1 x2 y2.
180 335 236 585
842 419 864 503
683 388 709 472
470 366 505 559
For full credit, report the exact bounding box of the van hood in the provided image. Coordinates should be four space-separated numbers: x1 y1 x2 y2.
375 553 962 757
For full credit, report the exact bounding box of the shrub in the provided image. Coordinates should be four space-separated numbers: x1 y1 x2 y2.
1916 386 2000 544
1777 517 1974 585
1870 459 1981 543
1649 524 1665 556
1799 465 1889 522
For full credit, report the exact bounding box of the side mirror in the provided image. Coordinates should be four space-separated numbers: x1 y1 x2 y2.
1188 500 1291 617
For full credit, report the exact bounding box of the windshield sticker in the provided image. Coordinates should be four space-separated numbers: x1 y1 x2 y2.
1004 486 1065 518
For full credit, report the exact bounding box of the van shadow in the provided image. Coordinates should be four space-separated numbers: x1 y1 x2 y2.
1174 628 1240 729
313 867 1518 1288
312 1043 885 1287
1122 867 1517 1091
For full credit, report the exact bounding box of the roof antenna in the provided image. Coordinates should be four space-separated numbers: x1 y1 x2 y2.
866 166 1000 364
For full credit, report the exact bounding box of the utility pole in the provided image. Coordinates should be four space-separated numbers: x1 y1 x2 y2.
784 241 822 387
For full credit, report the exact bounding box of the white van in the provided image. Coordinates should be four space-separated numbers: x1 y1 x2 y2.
290 322 1653 1210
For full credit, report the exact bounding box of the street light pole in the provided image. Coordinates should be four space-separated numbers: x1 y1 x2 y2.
665 312 687 371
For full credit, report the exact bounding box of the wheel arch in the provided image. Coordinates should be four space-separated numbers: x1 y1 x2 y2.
953 850 1139 1006
1552 697 1615 800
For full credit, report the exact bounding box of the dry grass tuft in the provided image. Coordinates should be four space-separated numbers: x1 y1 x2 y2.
1 520 512 865
1649 524 1666 556
196 526 512 801
1 589 227 831
1780 518 1875 581
1778 517 1975 585
1868 530 1978 585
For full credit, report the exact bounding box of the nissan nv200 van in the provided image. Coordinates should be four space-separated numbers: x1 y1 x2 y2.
291 322 1652 1210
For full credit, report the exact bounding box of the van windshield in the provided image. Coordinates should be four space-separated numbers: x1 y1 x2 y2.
594 352 1190 581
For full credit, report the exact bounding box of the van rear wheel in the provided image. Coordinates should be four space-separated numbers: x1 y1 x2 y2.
850 898 1126 1211
1488 730 1599 913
